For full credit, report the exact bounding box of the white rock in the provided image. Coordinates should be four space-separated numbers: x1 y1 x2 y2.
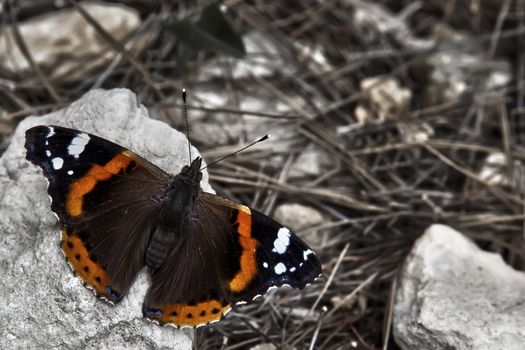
354 104 371 125
331 294 367 313
277 307 320 321
249 344 277 350
360 76 411 121
394 224 525 350
479 152 509 186
289 144 328 178
355 76 433 144
398 121 434 144
274 203 323 233
478 152 525 189
0 2 149 81
0 89 197 349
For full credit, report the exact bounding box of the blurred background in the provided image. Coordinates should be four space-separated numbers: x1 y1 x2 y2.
1 1 524 349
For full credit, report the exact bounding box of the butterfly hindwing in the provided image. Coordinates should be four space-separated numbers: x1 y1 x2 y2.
25 125 170 302
143 192 322 327
143 193 238 327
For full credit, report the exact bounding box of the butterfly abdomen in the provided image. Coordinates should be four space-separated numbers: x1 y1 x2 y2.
146 227 175 270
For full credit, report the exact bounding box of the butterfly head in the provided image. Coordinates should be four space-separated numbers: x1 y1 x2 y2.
179 157 203 185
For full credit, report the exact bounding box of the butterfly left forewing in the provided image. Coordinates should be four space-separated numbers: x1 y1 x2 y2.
26 125 171 303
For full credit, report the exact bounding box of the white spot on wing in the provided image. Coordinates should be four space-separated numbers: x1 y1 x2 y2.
272 227 291 254
67 170 74 175
68 133 90 159
45 150 51 157
274 262 287 275
303 249 314 261
51 157 63 170
46 127 55 138
290 267 296 272
263 262 269 268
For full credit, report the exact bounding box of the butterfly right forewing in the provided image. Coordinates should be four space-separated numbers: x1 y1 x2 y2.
204 194 322 303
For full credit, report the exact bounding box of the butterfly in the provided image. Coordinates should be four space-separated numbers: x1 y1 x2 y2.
24 125 322 328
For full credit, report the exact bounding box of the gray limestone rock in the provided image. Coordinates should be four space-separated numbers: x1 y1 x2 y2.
0 89 198 349
273 203 323 233
393 224 525 350
0 2 149 82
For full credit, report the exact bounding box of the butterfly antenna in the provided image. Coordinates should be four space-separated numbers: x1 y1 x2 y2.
183 88 191 163
201 134 270 171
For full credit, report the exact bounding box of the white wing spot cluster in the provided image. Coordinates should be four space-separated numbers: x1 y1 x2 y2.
274 262 287 275
52 157 64 170
68 133 90 158
272 227 291 254
44 127 54 158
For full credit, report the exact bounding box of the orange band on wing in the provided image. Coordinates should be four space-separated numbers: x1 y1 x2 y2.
60 230 111 296
154 299 231 327
229 205 258 293
66 152 134 217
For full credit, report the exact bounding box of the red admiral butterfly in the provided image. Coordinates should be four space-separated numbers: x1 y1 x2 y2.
25 125 322 328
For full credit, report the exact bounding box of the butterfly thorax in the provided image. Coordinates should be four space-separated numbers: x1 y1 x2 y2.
145 157 203 270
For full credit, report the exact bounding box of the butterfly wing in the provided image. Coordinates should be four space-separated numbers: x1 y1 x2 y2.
202 194 322 302
25 125 171 303
143 192 322 327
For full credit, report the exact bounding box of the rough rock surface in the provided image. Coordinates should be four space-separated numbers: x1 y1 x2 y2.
0 89 199 349
0 2 149 81
393 224 525 350
289 144 327 178
274 203 323 233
